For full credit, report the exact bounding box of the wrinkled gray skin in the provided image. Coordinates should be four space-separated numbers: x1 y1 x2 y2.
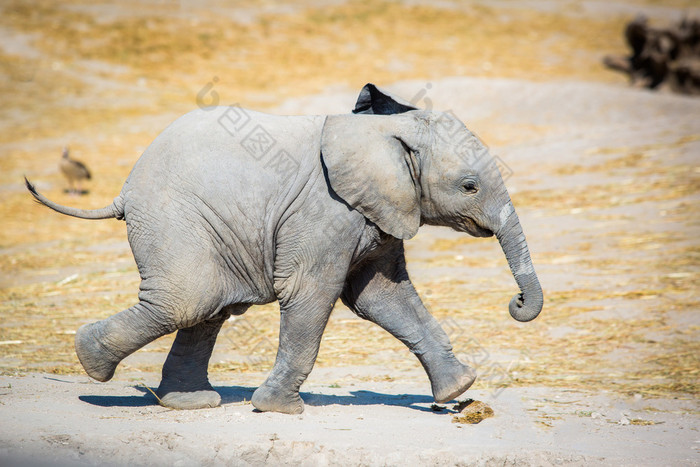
26 84 542 414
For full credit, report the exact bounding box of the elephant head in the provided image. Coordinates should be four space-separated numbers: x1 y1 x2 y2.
321 84 543 322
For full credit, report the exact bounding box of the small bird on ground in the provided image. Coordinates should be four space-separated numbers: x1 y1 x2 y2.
59 147 91 195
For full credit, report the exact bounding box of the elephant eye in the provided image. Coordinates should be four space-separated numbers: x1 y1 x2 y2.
461 178 478 194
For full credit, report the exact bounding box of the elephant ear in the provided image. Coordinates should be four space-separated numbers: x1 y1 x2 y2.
353 83 418 115
321 113 422 240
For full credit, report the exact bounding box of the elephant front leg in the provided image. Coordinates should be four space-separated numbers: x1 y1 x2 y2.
251 294 337 414
345 283 476 402
343 243 476 403
156 306 242 410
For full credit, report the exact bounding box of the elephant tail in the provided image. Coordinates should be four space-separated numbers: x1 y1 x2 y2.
25 177 125 220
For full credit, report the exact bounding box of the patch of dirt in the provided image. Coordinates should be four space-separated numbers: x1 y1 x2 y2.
452 399 495 424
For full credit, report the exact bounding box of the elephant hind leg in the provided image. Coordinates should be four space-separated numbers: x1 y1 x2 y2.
77 217 242 384
75 275 229 383
75 300 178 382
156 304 248 410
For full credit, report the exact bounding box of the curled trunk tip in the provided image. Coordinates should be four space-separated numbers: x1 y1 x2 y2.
508 281 543 322
496 204 543 323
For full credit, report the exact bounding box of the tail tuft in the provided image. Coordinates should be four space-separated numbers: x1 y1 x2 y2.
25 177 38 196
25 177 45 206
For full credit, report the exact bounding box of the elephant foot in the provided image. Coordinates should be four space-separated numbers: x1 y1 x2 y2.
75 322 120 382
431 363 477 403
251 383 304 414
156 389 221 410
156 375 221 410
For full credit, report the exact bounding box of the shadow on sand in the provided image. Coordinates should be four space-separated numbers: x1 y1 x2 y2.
79 385 437 412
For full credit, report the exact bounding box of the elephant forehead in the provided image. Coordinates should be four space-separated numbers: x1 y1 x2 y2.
432 136 492 175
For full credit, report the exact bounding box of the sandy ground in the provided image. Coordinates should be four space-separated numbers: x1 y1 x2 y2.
1 1 699 465
0 370 698 466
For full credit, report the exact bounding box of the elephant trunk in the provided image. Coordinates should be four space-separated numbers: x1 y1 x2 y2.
495 202 543 322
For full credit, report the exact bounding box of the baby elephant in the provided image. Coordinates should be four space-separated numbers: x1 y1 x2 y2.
26 84 542 414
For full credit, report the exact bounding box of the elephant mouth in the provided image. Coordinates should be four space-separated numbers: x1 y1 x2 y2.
461 218 493 238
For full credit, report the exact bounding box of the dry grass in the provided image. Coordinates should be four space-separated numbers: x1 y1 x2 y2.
514 165 700 214
0 0 633 143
